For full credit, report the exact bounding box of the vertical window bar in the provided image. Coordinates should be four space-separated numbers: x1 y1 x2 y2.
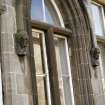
65 39 75 105
42 32 52 105
45 28 61 105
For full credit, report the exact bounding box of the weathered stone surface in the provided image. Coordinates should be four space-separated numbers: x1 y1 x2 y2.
0 0 105 105
0 1 33 105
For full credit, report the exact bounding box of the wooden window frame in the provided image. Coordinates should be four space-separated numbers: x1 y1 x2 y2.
31 20 72 105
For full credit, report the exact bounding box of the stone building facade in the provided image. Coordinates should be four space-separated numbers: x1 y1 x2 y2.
0 0 105 105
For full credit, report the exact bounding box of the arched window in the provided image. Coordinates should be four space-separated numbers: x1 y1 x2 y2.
31 0 64 27
31 1 75 105
91 1 105 104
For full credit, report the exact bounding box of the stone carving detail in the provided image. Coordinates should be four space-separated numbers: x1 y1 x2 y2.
14 30 29 56
90 47 100 67
0 3 6 14
15 0 29 56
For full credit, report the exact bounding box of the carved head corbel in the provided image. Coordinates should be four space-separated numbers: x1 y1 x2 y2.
14 30 29 56
90 47 100 67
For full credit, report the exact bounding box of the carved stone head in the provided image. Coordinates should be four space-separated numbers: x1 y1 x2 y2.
14 30 29 56
91 47 100 67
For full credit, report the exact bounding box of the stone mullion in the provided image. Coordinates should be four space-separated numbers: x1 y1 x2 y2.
45 28 61 105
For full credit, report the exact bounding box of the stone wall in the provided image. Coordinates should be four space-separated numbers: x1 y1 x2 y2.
0 0 105 105
0 0 33 105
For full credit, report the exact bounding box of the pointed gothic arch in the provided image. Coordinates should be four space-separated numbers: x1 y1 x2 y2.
15 0 95 105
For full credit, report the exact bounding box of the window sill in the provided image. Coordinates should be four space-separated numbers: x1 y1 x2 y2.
97 35 105 44
92 0 105 5
31 20 72 37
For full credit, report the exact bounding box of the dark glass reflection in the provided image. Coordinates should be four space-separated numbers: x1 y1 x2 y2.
31 0 44 21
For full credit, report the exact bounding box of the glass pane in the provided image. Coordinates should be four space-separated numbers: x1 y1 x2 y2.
63 77 72 105
32 30 51 105
44 0 61 26
33 31 45 74
31 0 44 21
54 37 69 75
36 76 47 105
31 0 63 26
91 4 104 36
54 36 71 105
